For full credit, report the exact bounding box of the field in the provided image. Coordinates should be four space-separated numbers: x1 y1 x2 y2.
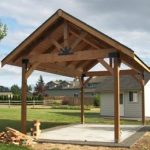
0 105 149 149
0 105 143 132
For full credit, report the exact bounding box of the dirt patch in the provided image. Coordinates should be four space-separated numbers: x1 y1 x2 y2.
32 132 150 150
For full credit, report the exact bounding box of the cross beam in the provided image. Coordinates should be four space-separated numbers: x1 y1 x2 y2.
30 49 114 64
85 69 137 77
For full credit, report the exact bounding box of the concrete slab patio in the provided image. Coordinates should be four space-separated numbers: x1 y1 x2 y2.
38 124 148 147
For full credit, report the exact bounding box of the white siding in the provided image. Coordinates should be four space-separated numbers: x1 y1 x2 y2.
124 92 142 118
100 91 142 118
100 93 114 116
145 80 150 117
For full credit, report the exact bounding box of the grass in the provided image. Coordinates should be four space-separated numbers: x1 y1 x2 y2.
50 105 93 110
0 105 148 149
0 105 145 132
0 143 30 150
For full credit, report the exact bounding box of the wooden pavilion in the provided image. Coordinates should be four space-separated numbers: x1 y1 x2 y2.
1 9 150 143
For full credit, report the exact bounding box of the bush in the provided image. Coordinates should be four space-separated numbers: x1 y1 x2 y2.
51 105 92 110
38 95 44 101
61 99 69 105
52 100 61 106
93 94 100 107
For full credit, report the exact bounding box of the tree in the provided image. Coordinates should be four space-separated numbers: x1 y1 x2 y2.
11 84 21 95
0 21 7 41
27 85 32 93
34 75 45 96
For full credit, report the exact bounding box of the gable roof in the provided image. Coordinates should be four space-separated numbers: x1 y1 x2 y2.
1 9 150 77
94 72 150 92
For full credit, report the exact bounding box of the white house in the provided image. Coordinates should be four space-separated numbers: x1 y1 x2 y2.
95 73 150 118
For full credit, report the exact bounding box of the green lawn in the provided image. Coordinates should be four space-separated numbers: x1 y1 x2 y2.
0 143 30 150
0 105 144 132
0 105 147 149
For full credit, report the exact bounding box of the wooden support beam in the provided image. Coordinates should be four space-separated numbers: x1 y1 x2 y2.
114 57 120 143
21 59 28 134
80 74 85 124
61 11 134 57
83 60 98 72
83 77 92 87
2 13 61 66
51 39 63 51
37 63 82 77
98 59 114 75
71 32 87 50
86 69 136 77
141 74 145 125
75 60 86 69
64 21 69 48
25 63 39 79
134 55 150 73
120 53 145 73
30 49 114 64
109 57 113 67
70 30 101 49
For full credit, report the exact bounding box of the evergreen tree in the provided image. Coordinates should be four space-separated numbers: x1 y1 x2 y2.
11 84 21 95
27 85 32 92
34 75 45 96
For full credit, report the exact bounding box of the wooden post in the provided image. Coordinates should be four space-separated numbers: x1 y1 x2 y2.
21 59 28 134
114 57 120 143
141 74 145 125
80 74 85 124
110 57 113 67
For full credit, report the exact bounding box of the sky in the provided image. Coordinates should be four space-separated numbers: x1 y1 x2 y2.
0 0 150 88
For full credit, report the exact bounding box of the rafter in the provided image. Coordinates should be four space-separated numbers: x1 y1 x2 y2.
98 59 114 75
51 39 63 51
64 21 69 48
70 30 100 49
71 31 87 50
120 53 144 73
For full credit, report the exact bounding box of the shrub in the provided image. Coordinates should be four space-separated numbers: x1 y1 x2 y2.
51 105 92 110
61 99 69 105
38 95 44 101
93 94 100 107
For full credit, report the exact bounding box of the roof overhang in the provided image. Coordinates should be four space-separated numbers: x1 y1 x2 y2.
1 9 150 77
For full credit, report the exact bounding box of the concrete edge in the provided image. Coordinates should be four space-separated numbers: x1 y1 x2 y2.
37 125 150 148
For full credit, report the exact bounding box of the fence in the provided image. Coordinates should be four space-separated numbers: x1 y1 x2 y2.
0 100 43 106
43 96 94 106
0 96 94 106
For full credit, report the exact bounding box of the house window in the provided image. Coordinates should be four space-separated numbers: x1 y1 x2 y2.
129 91 138 103
88 83 97 88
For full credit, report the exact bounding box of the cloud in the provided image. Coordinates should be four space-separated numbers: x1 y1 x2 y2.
0 64 73 87
0 0 150 87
